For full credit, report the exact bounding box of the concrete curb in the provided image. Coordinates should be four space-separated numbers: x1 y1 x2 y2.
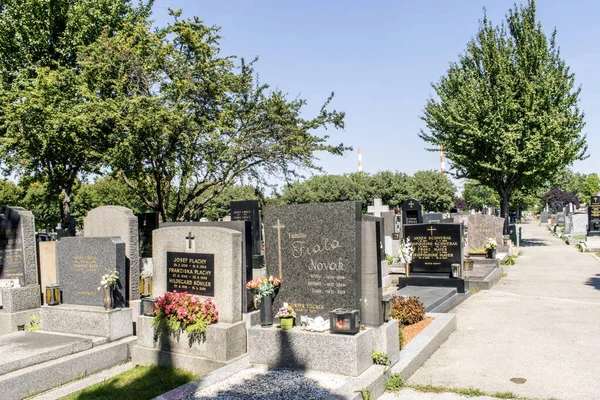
390 313 457 381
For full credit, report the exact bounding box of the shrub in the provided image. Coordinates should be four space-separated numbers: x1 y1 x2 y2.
391 295 425 325
385 373 404 392
371 351 390 366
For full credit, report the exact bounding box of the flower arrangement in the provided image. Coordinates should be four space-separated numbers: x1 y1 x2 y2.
98 271 119 291
246 276 281 299
152 291 219 344
399 238 414 264
485 238 497 251
275 302 296 319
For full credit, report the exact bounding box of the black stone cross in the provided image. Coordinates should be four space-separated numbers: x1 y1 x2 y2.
186 232 195 249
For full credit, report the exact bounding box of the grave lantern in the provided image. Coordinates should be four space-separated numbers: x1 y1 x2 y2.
45 284 61 305
381 295 393 322
451 263 461 278
141 296 156 317
329 308 360 334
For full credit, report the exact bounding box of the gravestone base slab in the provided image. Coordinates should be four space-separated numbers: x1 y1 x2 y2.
398 275 466 293
40 304 133 341
135 315 247 362
0 285 41 313
247 319 399 377
0 308 41 335
585 236 600 250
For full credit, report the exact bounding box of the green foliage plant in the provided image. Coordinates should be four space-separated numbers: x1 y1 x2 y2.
152 292 219 346
391 296 425 326
398 325 404 350
354 388 372 400
385 374 405 393
26 314 40 332
371 351 390 366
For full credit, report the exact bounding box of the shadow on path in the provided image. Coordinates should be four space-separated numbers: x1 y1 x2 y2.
585 274 600 291
520 238 548 247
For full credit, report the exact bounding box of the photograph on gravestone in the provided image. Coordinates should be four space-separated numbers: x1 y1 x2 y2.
0 207 25 284
264 202 362 319
401 198 423 225
166 252 214 297
404 223 463 275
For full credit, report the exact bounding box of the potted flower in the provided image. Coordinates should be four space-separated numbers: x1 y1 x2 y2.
97 270 119 310
399 238 414 277
275 302 296 330
246 276 281 327
485 238 497 259
152 291 219 346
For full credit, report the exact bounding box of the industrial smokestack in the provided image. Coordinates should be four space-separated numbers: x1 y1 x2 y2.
358 147 363 173
440 145 446 173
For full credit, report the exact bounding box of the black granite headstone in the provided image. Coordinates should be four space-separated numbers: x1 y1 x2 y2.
264 202 363 319
401 198 423 225
0 207 25 284
166 252 214 296
231 200 261 255
589 195 600 235
404 223 463 275
137 212 159 258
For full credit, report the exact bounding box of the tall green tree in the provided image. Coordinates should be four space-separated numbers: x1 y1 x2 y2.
582 173 600 202
82 12 348 221
0 0 152 226
409 170 455 212
463 180 500 210
420 0 587 231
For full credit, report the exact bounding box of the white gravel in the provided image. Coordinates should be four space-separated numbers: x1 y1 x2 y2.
189 367 348 399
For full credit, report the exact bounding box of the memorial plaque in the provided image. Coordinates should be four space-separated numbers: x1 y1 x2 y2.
404 223 463 274
166 252 214 297
231 200 261 256
422 213 444 224
138 212 159 258
264 202 363 319
0 206 38 287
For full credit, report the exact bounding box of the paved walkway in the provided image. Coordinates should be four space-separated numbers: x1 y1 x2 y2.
383 221 600 400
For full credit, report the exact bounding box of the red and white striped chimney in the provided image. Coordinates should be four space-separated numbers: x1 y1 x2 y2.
358 147 363 173
440 145 446 173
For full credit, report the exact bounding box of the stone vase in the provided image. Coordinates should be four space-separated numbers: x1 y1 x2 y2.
103 287 114 311
259 295 273 327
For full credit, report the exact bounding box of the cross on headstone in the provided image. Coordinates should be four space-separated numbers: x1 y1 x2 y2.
408 201 415 208
427 226 436 235
272 219 285 278
367 198 390 217
186 232 195 250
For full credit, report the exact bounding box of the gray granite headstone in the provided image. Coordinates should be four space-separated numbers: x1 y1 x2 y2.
264 202 364 320
56 237 126 307
572 213 588 236
84 206 140 302
360 219 383 326
152 225 242 323
557 212 566 226
0 207 38 287
380 211 395 237
161 221 254 312
422 213 444 224
540 212 549 223
453 213 504 251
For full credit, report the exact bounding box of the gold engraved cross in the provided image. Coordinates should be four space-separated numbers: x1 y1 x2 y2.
409 201 415 208
427 226 436 235
272 219 285 279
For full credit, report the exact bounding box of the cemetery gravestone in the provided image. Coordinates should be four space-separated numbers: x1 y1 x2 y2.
367 198 389 217
422 212 444 224
230 200 262 260
161 221 254 312
137 212 159 258
404 223 463 275
557 212 566 226
540 211 549 224
152 225 242 323
589 195 600 236
0 207 38 286
401 198 423 225
56 237 126 307
84 206 140 303
572 213 588 236
264 202 364 320
454 214 504 251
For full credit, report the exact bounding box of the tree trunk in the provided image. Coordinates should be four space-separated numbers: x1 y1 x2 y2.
499 192 510 235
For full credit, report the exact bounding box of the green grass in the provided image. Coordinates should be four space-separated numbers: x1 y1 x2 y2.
385 373 404 393
572 235 586 240
595 251 600 258
60 365 199 400
407 383 531 399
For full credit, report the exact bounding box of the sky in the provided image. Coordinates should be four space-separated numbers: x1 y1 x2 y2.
151 0 600 186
